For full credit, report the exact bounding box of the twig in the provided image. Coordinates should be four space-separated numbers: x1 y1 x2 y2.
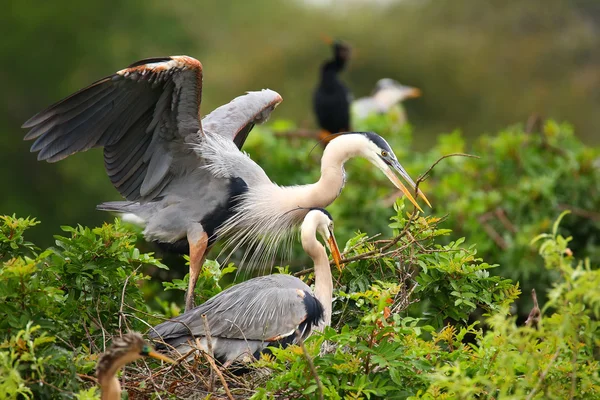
274 129 321 140
478 215 509 250
201 315 215 393
526 348 561 400
296 330 324 400
558 204 600 222
201 315 234 400
76 373 97 383
495 208 518 233
119 265 142 336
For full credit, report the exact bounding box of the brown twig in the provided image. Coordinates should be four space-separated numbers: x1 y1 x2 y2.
478 214 509 250
119 265 142 336
274 129 321 140
201 314 215 393
526 348 561 400
201 315 234 400
558 204 600 222
495 208 518 233
296 330 324 400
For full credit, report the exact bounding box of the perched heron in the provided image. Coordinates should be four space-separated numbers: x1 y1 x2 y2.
21 55 429 312
96 333 175 400
352 78 421 123
149 208 342 366
313 38 352 145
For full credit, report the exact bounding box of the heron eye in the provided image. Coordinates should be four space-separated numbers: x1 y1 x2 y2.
381 150 388 157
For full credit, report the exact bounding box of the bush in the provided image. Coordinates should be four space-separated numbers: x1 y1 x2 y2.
1 118 599 399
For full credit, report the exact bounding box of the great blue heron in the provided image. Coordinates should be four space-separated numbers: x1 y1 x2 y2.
149 208 342 366
96 333 175 400
352 78 421 123
21 55 429 312
313 38 352 145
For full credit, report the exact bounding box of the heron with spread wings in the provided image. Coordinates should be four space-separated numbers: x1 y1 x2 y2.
22 55 430 312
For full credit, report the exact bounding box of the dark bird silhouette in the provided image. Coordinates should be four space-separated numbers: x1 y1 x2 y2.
313 37 352 145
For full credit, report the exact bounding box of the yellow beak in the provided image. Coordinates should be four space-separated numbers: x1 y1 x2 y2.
148 350 176 364
383 165 428 212
406 87 422 99
327 232 343 272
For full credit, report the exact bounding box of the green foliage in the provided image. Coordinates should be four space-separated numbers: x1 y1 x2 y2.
416 121 600 315
252 213 600 399
0 216 167 398
1 114 599 398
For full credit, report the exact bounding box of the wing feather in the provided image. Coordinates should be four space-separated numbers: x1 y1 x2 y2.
150 275 316 343
22 56 203 201
201 89 282 149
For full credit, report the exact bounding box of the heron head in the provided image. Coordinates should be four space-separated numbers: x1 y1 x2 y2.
96 333 175 383
373 78 421 102
305 208 343 271
351 132 431 212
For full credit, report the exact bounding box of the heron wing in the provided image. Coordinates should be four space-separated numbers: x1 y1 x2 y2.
202 89 282 149
150 274 320 344
22 56 203 201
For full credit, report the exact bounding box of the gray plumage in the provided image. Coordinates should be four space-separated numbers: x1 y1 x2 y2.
149 208 340 365
352 78 421 121
150 274 316 363
22 55 428 312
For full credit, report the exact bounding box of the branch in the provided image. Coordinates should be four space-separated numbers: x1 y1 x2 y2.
525 348 561 400
200 315 234 400
296 331 324 400
201 314 215 393
558 204 600 222
274 129 320 140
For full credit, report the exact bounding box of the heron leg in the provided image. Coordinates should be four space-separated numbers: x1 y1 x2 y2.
185 230 209 312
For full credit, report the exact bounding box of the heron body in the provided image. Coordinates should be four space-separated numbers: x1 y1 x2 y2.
352 78 421 123
96 333 174 400
22 55 429 312
149 208 342 366
313 40 352 144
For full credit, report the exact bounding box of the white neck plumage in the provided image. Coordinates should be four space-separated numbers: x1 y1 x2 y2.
216 134 369 269
301 212 333 329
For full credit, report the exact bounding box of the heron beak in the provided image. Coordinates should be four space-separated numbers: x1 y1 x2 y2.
327 231 343 272
147 350 176 364
320 33 334 45
405 87 422 99
385 160 432 211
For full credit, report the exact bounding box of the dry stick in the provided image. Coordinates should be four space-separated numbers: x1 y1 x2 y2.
296 330 324 400
201 314 215 393
119 265 142 336
525 348 561 400
558 203 600 222
201 315 235 400
274 129 321 140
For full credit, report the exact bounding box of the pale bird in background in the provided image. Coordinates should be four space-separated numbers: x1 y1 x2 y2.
352 78 421 124
149 208 342 366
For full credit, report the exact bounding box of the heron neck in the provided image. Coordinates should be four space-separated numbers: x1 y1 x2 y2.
277 136 362 210
99 376 121 400
302 232 333 329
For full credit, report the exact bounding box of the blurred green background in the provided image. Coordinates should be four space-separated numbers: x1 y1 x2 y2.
2 0 599 247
